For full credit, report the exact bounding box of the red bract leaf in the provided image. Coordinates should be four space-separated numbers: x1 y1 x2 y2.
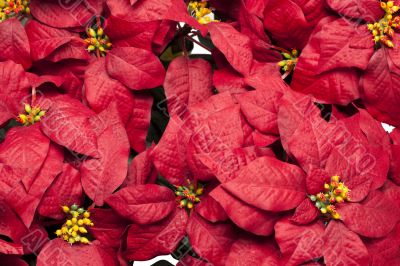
360 35 400 127
40 95 98 157
25 20 74 61
186 212 237 266
292 17 373 105
326 0 383 22
105 16 159 51
5 144 63 227
0 200 28 247
45 40 90 62
237 89 282 134
25 73 64 89
123 209 188 261
338 190 399 238
195 194 228 223
223 157 306 211
323 221 369 265
305 168 330 195
37 239 118 266
0 240 24 255
226 236 279 266
263 0 327 49
275 217 325 266
213 67 247 94
0 60 30 125
125 148 156 186
30 0 93 28
290 198 319 225
151 116 191 185
81 104 130 206
0 124 50 190
84 58 134 124
125 93 153 153
106 47 165 90
164 56 213 117
38 164 83 220
382 180 400 210
0 255 27 265
106 184 175 224
345 175 372 202
89 208 130 249
365 222 400 266
210 186 279 236
208 22 253 76
0 18 31 69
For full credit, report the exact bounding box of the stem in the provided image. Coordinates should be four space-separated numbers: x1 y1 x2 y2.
185 35 213 53
31 87 36 106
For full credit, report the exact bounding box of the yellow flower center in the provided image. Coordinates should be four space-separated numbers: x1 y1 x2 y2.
309 175 350 220
16 103 45 126
188 0 218 25
278 49 299 73
83 27 112 57
175 180 203 210
367 1 400 48
0 0 30 22
55 204 93 245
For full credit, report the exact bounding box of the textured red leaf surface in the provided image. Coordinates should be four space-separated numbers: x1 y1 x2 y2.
211 186 279 236
208 22 253 76
40 95 98 157
106 184 175 225
38 163 83 220
226 236 279 266
0 18 31 69
323 221 369 265
195 194 229 223
81 104 130 206
0 200 28 252
123 209 188 261
30 0 93 28
89 208 130 249
360 35 400 128
338 190 400 238
0 60 30 125
106 47 165 90
290 198 319 225
0 124 50 190
326 0 383 22
164 56 213 116
275 217 324 266
186 212 237 266
84 58 134 124
37 239 118 266
25 20 75 61
125 148 156 186
223 157 306 211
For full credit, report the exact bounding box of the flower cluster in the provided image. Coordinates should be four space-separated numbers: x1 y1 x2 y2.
0 0 399 266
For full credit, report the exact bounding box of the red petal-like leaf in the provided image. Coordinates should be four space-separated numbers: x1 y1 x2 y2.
37 239 118 266
38 164 83 220
323 221 369 265
40 95 98 157
84 58 134 124
226 236 279 266
290 198 319 225
106 184 175 225
123 209 188 261
338 190 400 238
164 56 213 117
195 194 228 223
0 18 31 69
211 186 279 236
125 148 156 186
326 0 383 22
81 104 130 206
275 217 325 266
106 47 165 90
208 22 253 76
186 212 237 266
223 157 306 211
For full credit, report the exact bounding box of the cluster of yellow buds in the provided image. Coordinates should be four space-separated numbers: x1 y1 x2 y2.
309 175 350 220
0 0 30 22
367 1 400 48
175 180 203 210
16 103 45 126
187 0 218 24
83 27 112 57
55 204 94 245
278 49 298 73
